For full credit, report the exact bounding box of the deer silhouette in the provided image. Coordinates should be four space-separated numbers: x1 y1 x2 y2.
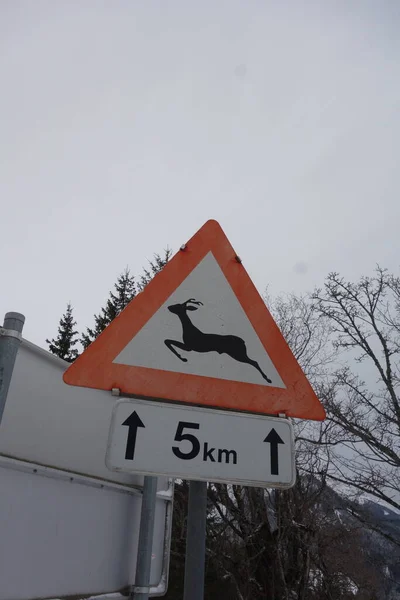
164 298 272 383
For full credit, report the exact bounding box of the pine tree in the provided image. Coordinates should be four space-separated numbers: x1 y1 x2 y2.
46 303 79 362
137 248 172 292
80 267 136 349
80 249 172 349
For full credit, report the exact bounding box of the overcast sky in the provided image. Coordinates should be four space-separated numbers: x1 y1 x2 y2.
1 1 400 348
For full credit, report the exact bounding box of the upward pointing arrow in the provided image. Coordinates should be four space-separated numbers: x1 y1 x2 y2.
122 411 145 460
264 428 284 475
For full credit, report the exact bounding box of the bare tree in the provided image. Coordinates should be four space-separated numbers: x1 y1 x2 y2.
312 267 400 513
264 290 336 386
202 293 352 599
206 468 384 599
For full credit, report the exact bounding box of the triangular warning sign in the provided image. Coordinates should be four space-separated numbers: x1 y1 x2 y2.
64 220 325 421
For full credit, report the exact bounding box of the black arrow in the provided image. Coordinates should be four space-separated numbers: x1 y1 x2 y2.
122 411 145 460
264 428 284 475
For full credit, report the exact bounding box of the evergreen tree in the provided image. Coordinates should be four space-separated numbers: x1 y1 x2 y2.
80 250 171 349
137 248 172 292
80 267 136 349
46 303 79 362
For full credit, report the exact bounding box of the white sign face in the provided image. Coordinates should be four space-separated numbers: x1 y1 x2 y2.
0 462 171 600
113 252 285 388
0 341 172 600
106 399 295 488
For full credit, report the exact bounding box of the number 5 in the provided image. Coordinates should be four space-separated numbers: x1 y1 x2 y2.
172 421 200 460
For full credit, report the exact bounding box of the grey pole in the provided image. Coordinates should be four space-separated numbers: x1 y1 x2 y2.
183 480 207 600
132 475 158 600
0 312 25 426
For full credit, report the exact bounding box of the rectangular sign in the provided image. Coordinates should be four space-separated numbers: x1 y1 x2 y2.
106 399 296 488
1 340 151 487
0 341 173 599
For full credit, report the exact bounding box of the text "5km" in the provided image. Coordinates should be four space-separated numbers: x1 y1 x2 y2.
172 421 238 465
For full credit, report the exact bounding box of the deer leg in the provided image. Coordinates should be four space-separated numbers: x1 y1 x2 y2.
246 358 272 383
229 349 272 383
164 339 191 362
225 341 273 384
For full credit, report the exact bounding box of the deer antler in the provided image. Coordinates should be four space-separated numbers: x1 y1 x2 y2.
184 298 203 306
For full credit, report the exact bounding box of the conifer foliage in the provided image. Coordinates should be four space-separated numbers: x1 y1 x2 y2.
80 267 136 349
46 303 79 363
80 249 171 349
47 249 171 358
137 248 172 292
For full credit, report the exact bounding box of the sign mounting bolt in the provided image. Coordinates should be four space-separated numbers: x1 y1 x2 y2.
180 244 187 251
235 255 242 263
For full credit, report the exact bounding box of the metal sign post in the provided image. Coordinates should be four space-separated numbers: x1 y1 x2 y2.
0 312 25 425
183 480 207 600
132 476 158 600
